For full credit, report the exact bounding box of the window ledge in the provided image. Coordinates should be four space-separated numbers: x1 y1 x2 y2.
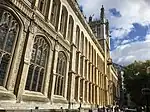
22 90 49 102
52 95 68 104
0 86 16 100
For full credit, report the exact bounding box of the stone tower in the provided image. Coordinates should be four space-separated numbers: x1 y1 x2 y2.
89 5 112 105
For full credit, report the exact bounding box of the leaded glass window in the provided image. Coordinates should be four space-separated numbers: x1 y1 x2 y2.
60 6 68 37
0 9 19 87
54 51 67 96
81 32 84 53
76 26 80 49
25 36 49 92
38 0 47 15
50 0 60 28
67 16 74 42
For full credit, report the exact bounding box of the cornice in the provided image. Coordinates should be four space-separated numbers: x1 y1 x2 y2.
67 0 105 56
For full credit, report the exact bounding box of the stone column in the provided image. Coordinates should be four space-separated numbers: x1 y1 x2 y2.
90 83 93 104
67 72 76 102
85 60 89 80
93 85 95 104
64 59 70 98
88 62 90 81
84 81 89 103
81 79 85 103
102 89 105 106
43 49 53 97
89 83 92 103
49 42 59 100
99 88 101 106
95 86 97 105
92 66 95 83
95 68 99 85
77 52 81 75
67 44 77 102
76 76 81 102
89 62 92 82
95 86 99 105
16 27 35 102
82 56 85 78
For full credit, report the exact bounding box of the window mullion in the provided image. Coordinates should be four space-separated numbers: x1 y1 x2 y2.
3 25 10 51
55 75 59 94
29 66 36 90
58 76 62 95
40 69 45 92
35 67 42 91
60 59 64 75
61 76 64 96
34 44 39 63
39 46 43 65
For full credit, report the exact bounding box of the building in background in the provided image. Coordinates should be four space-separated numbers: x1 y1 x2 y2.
113 63 125 108
0 0 119 110
89 5 120 107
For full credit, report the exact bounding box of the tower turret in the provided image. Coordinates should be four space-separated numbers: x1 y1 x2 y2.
100 5 105 22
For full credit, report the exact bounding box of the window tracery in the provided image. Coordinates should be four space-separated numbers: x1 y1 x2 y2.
50 0 60 28
60 7 68 37
54 51 67 96
76 26 80 49
0 9 19 87
38 0 47 15
25 36 49 92
67 16 74 42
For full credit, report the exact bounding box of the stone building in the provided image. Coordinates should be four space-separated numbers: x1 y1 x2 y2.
0 0 119 110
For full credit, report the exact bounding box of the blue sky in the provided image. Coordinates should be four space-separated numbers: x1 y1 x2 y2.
78 0 150 66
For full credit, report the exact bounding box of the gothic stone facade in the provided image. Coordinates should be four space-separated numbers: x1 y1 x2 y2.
0 0 119 110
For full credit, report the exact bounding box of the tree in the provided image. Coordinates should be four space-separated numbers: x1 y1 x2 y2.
124 60 150 106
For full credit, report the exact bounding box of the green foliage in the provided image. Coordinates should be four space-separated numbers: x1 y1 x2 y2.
124 60 150 106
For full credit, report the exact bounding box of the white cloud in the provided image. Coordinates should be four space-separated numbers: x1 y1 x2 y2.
78 0 150 65
78 0 150 38
145 34 150 41
111 40 150 65
121 39 130 45
111 30 150 65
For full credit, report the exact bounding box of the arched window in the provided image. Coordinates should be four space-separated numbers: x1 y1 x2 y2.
81 32 84 53
0 9 20 87
85 38 87 57
67 16 74 42
38 0 48 15
76 26 80 49
50 0 60 29
60 6 68 38
25 36 49 92
54 51 67 96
